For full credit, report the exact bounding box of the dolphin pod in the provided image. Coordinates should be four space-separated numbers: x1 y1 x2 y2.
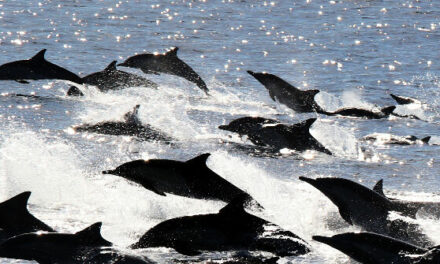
313 232 439 264
118 47 209 94
103 153 257 205
73 105 173 143
299 176 433 247
0 49 83 84
68 60 158 95
219 117 332 155
131 195 310 257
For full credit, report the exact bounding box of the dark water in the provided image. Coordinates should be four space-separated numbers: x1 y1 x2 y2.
0 1 439 263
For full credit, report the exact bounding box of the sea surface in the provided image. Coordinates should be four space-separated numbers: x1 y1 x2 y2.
0 0 439 263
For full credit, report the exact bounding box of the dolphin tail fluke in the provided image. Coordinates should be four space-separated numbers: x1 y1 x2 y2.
373 179 385 196
381 106 396 115
390 94 416 105
75 222 112 247
421 136 431 144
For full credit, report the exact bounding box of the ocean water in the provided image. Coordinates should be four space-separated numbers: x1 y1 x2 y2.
0 0 439 263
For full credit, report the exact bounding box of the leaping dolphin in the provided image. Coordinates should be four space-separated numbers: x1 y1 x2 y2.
131 195 310 257
103 153 257 205
390 94 420 105
118 47 209 94
320 106 396 119
299 176 433 247
313 232 434 264
0 192 54 242
68 61 158 95
219 117 332 155
247 71 323 112
363 134 431 145
73 105 173 143
0 222 154 263
0 49 83 84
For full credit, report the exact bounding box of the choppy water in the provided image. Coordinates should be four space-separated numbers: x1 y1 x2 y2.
0 0 439 263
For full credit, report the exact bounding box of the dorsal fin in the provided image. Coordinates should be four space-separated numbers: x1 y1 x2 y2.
104 61 117 72
74 222 112 246
219 194 248 215
421 136 431 144
123 105 141 125
381 106 396 115
299 118 317 130
165 47 179 57
185 153 210 168
373 179 385 196
0 192 31 212
31 49 47 61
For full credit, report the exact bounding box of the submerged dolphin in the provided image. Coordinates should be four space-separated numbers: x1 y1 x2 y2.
0 49 83 84
320 106 396 119
219 117 332 155
73 105 173 143
131 195 310 257
118 47 208 94
103 153 256 205
373 179 440 219
247 71 323 112
299 177 433 247
363 134 431 145
68 61 158 95
0 222 153 263
313 232 436 264
0 192 54 242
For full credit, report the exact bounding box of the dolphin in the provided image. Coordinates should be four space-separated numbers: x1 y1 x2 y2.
219 117 332 155
130 195 310 257
390 94 420 105
363 134 431 145
68 61 158 95
313 232 432 264
299 177 433 247
102 153 256 205
247 71 323 112
373 179 440 219
73 105 173 143
320 106 396 119
0 192 54 242
0 222 152 263
0 49 83 84
118 47 208 94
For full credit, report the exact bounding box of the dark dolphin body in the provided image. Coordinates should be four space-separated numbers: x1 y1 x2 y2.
0 192 54 242
363 134 431 145
0 49 82 84
118 47 208 94
73 105 173 143
299 177 433 247
313 232 437 264
103 153 256 205
68 61 158 96
247 71 323 112
373 179 440 219
219 117 332 155
0 222 153 264
131 195 310 257
320 106 396 119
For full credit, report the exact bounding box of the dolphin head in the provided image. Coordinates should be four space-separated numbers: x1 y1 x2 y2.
313 232 425 264
219 117 276 135
299 177 392 226
102 160 147 179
